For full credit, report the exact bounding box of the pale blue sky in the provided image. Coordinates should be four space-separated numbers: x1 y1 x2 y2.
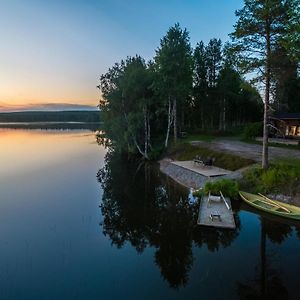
0 0 243 109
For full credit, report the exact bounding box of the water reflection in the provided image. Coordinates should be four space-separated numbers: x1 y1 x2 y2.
295 226 300 240
241 203 298 243
236 213 298 300
97 151 241 288
264 219 293 244
193 224 240 252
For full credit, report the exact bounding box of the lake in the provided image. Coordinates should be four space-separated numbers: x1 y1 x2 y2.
1 129 300 300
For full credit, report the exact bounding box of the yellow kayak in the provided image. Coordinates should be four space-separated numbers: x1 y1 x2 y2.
239 191 300 221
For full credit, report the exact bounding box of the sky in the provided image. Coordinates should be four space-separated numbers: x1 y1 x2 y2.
0 0 244 111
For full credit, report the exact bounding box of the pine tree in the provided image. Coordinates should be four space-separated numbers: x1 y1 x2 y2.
193 41 208 129
154 23 193 147
231 0 291 169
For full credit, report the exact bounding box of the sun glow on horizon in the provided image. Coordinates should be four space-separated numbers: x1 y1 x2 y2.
0 0 243 112
0 79 99 110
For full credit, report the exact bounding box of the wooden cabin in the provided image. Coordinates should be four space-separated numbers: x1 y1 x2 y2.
271 113 300 139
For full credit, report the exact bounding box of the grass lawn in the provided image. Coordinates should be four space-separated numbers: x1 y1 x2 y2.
167 142 255 171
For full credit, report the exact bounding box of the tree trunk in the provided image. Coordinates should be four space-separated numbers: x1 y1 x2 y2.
122 96 148 159
262 21 271 170
181 107 184 133
201 108 204 130
147 111 151 150
164 97 173 148
173 97 177 144
133 136 148 159
219 99 223 131
219 101 222 131
144 107 148 158
223 98 226 131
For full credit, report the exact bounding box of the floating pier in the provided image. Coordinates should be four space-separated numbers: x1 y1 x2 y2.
197 194 236 229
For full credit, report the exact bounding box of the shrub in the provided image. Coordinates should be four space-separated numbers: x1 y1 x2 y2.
148 145 164 160
240 166 263 193
203 179 240 199
243 122 263 139
240 161 300 196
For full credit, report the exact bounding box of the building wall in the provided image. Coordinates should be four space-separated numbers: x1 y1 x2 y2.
274 119 300 138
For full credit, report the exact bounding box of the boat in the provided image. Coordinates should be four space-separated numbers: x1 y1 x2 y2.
239 191 300 220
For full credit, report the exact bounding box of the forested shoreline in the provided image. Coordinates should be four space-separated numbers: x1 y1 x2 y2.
0 110 100 123
98 0 300 162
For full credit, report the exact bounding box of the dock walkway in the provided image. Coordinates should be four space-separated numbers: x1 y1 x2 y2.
197 195 236 229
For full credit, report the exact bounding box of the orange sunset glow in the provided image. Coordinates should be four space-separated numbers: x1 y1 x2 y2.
0 1 243 112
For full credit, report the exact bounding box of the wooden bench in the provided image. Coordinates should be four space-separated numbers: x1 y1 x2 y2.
193 156 215 167
193 155 204 165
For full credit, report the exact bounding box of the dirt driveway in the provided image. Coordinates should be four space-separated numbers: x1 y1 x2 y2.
191 140 300 162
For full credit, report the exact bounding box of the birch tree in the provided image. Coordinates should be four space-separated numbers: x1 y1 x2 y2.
99 56 153 159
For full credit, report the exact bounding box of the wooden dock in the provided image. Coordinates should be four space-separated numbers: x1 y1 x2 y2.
197 194 236 229
171 161 231 177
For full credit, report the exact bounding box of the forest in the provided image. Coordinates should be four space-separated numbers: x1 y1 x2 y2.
98 0 300 161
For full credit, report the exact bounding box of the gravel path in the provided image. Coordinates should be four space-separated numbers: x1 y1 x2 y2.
191 140 300 162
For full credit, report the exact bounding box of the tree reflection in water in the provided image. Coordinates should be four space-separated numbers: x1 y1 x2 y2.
97 151 240 288
295 225 300 240
237 217 293 300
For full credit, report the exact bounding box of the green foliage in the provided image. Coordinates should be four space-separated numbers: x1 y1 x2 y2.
243 122 263 139
154 23 193 145
230 0 289 78
154 23 193 101
99 56 154 158
98 22 270 160
191 38 262 131
282 0 300 61
148 145 165 160
203 179 240 200
206 38 222 87
240 160 300 195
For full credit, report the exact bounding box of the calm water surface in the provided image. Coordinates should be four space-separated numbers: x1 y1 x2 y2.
1 129 300 300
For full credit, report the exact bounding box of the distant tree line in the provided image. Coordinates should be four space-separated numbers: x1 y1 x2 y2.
98 0 299 161
0 111 100 123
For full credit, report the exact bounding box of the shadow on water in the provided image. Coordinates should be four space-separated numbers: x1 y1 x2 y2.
97 151 241 288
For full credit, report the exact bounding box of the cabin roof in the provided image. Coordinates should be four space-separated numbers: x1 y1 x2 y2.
271 113 300 120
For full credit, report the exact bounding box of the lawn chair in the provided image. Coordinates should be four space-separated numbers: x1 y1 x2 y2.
193 155 204 166
203 157 215 167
